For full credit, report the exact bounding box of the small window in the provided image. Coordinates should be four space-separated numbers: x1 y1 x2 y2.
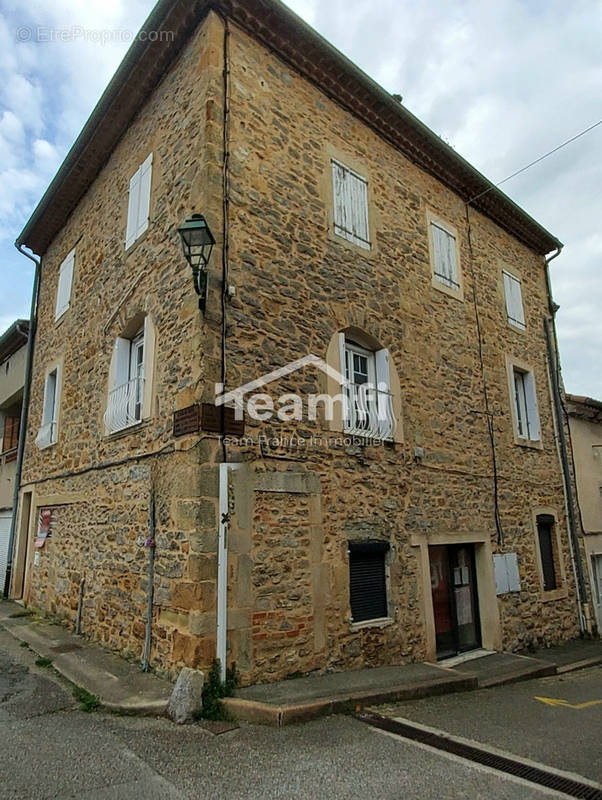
431 220 459 290
331 159 370 249
2 415 20 453
341 336 395 440
125 153 153 249
503 271 525 330
36 368 59 449
349 541 389 623
105 329 145 434
512 367 540 441
55 248 75 321
536 514 557 591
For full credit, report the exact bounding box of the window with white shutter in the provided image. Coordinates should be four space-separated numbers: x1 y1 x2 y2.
340 335 396 440
512 367 540 442
54 248 75 321
431 221 459 290
35 367 60 449
503 271 525 330
331 159 370 249
125 153 153 249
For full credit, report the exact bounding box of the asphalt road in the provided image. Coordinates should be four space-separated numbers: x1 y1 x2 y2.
0 629 594 799
376 664 602 784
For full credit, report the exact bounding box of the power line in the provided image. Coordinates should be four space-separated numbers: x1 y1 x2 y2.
468 118 602 205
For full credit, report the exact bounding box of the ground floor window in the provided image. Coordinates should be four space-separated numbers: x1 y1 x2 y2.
348 541 389 623
536 514 558 591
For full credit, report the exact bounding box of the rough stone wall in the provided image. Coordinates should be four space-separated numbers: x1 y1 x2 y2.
18 12 229 679
219 21 580 681
17 12 582 686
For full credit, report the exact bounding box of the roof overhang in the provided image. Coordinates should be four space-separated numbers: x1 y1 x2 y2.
16 0 562 257
565 393 602 423
0 319 29 364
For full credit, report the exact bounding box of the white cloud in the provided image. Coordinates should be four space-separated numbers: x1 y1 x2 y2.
0 0 600 398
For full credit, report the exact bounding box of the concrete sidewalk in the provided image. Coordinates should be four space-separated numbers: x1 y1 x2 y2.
1 599 600 725
226 642 601 725
0 599 172 715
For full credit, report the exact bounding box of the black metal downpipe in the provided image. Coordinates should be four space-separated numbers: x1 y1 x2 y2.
543 248 589 631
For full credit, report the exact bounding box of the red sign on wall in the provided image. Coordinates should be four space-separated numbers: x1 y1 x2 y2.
35 507 54 548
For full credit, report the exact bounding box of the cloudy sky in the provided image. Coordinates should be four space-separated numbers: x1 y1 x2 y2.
1 0 600 396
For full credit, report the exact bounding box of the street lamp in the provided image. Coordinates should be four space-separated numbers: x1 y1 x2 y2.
177 214 216 312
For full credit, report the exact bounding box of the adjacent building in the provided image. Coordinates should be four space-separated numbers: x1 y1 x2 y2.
566 394 602 631
10 0 592 684
0 320 28 591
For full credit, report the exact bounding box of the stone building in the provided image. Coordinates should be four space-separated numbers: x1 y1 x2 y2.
566 394 602 631
10 0 591 684
0 320 28 591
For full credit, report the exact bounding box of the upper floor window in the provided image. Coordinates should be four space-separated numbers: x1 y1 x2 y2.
105 331 144 433
341 335 395 440
512 366 540 442
431 220 459 289
1 414 19 453
104 315 156 435
331 159 370 250
125 153 153 250
55 248 75 321
36 367 60 449
503 270 525 330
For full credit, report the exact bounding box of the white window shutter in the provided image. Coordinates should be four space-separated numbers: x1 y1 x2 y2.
136 153 153 239
113 337 131 390
125 168 141 249
375 348 394 439
524 371 540 440
141 316 155 419
42 373 55 425
338 332 347 383
503 271 525 329
54 249 75 320
332 162 346 236
331 160 370 249
432 223 457 287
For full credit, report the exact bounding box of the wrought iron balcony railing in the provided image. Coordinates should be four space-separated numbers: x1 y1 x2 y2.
343 382 396 441
104 377 144 434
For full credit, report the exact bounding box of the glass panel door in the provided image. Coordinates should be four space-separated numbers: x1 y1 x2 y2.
430 544 481 658
430 545 455 659
451 545 481 653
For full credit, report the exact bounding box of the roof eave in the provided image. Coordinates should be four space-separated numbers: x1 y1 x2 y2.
16 0 562 258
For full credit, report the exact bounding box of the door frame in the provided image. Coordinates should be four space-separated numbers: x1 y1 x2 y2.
583 533 602 633
412 531 501 662
431 543 482 659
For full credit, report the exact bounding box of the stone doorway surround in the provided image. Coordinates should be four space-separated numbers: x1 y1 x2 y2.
411 530 502 662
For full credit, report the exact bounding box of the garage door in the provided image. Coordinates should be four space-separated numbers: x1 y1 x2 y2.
0 510 12 593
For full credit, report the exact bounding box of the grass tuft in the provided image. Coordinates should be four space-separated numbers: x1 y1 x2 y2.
73 686 101 712
35 657 53 668
196 659 238 721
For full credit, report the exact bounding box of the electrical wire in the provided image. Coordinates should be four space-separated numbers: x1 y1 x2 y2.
468 119 602 205
464 205 505 546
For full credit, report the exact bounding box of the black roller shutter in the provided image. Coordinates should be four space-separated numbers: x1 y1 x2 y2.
349 541 389 622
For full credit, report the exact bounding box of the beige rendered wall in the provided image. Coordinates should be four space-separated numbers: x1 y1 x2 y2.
569 416 602 533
